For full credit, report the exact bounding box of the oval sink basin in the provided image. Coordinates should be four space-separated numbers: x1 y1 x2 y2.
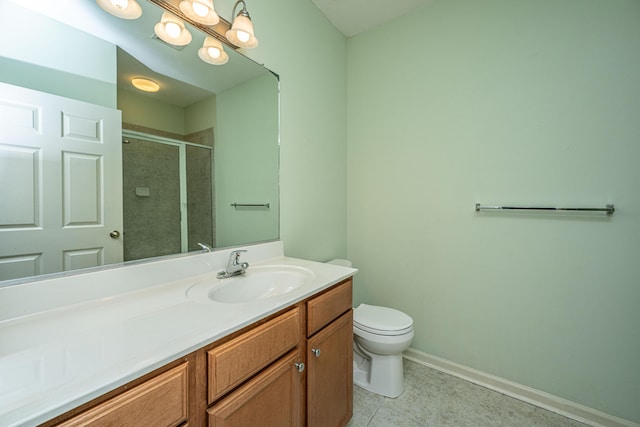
187 265 314 304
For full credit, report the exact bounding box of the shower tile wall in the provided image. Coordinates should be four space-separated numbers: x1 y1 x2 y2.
122 125 215 260
185 128 215 250
122 137 181 261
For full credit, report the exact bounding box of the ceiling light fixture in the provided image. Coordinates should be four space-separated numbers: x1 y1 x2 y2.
198 36 229 65
131 77 160 92
96 0 142 20
226 0 258 49
154 12 192 46
179 0 219 25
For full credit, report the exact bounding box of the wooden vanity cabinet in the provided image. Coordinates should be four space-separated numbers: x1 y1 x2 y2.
45 278 354 427
204 280 353 427
305 280 353 427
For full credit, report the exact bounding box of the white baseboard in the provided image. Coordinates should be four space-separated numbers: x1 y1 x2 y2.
403 348 639 427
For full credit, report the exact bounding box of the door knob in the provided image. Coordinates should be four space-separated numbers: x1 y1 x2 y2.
295 362 305 372
311 348 321 357
109 230 121 239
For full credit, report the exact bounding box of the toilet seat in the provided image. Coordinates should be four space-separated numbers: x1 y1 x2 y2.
353 303 413 336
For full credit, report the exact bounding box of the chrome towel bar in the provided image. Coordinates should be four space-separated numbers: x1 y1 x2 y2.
231 203 270 208
475 203 615 216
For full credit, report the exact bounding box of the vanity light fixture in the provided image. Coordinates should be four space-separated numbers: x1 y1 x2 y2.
96 0 142 19
154 12 192 46
198 37 229 65
179 0 219 25
131 77 160 92
226 0 259 49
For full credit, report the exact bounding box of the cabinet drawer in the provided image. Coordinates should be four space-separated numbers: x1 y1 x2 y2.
307 280 352 337
59 363 189 427
208 308 300 403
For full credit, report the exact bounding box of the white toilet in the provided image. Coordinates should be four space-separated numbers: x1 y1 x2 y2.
327 260 414 398
353 303 414 397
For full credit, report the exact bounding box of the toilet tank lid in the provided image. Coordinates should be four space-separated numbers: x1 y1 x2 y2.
353 303 413 332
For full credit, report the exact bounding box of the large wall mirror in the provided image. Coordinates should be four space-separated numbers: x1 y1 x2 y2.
0 0 279 284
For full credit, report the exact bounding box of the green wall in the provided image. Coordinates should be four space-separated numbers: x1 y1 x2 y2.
0 1 116 107
347 0 640 423
118 88 187 134
240 0 349 261
185 96 217 134
215 74 279 247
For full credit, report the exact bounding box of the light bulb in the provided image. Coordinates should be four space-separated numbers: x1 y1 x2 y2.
207 47 221 58
192 1 209 17
198 36 228 65
165 21 181 39
236 30 250 43
110 0 129 9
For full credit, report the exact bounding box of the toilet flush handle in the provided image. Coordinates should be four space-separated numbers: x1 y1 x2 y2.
311 348 321 357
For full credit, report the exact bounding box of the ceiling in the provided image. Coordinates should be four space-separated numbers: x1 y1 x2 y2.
311 0 434 38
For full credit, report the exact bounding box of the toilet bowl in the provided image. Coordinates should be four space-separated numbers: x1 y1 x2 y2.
326 260 414 398
353 303 414 398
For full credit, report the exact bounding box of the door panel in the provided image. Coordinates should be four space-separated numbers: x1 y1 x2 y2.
63 151 102 225
0 82 122 281
0 144 40 227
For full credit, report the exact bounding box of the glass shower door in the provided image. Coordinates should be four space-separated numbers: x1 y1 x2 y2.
121 131 214 262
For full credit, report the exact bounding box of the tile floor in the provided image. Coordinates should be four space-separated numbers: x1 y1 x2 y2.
348 359 590 427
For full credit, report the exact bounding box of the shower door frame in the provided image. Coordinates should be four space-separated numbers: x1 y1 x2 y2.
122 129 213 255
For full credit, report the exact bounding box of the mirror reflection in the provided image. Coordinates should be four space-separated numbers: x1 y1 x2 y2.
0 0 279 284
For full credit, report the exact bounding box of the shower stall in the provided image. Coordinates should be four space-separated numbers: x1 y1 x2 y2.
121 130 214 262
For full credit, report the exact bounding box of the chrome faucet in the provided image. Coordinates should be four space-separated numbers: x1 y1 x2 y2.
217 250 249 279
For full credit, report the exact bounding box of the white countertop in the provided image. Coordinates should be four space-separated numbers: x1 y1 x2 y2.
0 241 357 427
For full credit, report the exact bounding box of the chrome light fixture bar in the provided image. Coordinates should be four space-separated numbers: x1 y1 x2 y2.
98 0 260 68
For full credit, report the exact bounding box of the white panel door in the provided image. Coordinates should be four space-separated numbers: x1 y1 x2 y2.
0 82 123 281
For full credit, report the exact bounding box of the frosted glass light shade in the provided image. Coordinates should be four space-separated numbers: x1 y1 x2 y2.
96 0 142 19
154 12 192 46
226 14 258 48
131 77 159 92
179 0 219 25
198 37 229 65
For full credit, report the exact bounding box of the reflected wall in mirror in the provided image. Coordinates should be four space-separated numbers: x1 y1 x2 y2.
0 0 279 284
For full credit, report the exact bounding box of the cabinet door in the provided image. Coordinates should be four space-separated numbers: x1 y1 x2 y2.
307 311 353 427
207 349 303 427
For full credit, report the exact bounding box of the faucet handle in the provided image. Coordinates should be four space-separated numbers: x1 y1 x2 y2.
229 249 248 265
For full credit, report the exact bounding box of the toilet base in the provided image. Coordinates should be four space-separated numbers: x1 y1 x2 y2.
353 348 405 398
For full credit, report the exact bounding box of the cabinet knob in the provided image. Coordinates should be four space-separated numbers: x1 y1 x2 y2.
311 348 321 357
295 362 305 372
